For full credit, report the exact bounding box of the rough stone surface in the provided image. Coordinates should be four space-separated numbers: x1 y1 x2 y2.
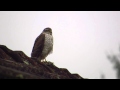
0 45 84 79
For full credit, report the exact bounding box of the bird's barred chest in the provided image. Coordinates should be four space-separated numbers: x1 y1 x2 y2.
42 34 53 56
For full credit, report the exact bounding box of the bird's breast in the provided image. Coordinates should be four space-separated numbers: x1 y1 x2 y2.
42 34 53 55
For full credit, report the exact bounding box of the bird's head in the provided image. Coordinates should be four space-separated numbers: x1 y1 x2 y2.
43 27 52 35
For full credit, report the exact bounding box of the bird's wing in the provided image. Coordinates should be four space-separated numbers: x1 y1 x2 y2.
31 33 45 58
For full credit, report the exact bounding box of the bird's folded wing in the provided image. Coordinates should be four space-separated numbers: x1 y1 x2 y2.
31 33 45 58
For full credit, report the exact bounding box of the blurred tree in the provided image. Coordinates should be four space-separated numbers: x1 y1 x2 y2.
107 46 120 79
100 73 105 79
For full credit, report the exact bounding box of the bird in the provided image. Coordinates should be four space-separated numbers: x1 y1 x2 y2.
31 27 53 62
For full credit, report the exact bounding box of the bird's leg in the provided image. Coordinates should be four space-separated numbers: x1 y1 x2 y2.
44 58 47 62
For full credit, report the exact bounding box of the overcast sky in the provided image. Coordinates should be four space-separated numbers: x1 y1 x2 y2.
0 11 120 79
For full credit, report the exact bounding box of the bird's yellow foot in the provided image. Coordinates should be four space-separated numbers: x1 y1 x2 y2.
41 59 47 63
